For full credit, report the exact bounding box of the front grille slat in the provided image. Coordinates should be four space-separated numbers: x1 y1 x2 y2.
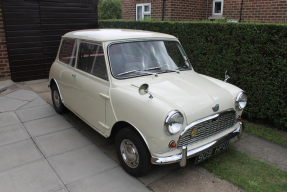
177 111 236 147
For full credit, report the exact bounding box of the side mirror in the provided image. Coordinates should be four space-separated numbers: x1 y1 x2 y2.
224 70 230 83
139 83 153 99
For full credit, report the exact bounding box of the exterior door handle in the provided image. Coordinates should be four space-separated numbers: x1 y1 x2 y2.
72 74 76 77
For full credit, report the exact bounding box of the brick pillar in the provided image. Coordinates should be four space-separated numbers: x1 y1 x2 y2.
0 3 10 80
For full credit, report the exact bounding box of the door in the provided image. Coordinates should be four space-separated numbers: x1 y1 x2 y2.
68 41 110 135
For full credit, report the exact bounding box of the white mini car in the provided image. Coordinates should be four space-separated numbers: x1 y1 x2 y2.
49 29 247 176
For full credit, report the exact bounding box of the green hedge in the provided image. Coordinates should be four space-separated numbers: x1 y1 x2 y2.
99 20 287 130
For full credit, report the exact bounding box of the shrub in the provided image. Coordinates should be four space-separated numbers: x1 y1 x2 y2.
99 20 287 130
98 0 121 20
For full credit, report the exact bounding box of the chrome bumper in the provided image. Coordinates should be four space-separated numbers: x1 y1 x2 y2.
151 122 243 167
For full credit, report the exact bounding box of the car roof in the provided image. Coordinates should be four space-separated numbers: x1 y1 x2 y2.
62 29 177 42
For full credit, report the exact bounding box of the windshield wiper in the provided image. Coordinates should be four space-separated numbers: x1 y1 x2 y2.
117 69 140 76
145 66 161 71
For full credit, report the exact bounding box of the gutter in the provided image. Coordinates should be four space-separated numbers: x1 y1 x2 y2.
239 0 244 22
162 0 165 21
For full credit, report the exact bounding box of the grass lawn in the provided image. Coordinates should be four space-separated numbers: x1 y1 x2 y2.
201 148 287 192
243 120 287 147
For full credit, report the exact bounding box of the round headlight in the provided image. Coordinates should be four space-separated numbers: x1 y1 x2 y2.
164 111 184 135
235 92 247 110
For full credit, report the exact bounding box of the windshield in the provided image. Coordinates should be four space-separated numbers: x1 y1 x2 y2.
108 41 191 79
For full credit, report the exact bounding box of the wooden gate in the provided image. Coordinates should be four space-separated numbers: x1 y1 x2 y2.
1 0 98 82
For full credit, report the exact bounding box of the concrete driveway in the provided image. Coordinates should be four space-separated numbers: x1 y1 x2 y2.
0 80 149 192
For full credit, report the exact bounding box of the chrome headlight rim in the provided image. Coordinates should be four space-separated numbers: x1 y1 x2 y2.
235 92 247 111
164 110 184 135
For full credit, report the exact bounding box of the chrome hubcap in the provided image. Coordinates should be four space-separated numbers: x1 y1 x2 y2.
120 139 139 168
53 90 61 108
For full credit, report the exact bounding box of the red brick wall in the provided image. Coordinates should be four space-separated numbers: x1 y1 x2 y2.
122 0 208 21
207 0 287 23
0 4 10 79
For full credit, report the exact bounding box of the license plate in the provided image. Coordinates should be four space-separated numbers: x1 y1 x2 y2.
194 140 230 164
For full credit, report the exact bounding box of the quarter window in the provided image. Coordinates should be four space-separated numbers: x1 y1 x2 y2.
77 42 108 81
59 38 77 67
213 0 223 15
136 4 151 20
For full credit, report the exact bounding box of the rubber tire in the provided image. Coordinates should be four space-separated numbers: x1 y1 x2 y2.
115 128 152 177
51 85 67 114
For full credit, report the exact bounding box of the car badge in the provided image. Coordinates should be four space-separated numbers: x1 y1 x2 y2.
212 104 219 112
191 129 198 138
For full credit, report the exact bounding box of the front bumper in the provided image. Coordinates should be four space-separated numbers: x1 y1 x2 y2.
151 122 243 167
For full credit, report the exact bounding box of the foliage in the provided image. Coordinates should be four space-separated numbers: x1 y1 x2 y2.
243 120 287 147
201 148 287 192
99 20 287 130
98 0 121 20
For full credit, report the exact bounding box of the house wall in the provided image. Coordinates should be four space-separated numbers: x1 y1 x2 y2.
123 0 287 23
208 0 287 23
0 4 10 79
122 0 208 21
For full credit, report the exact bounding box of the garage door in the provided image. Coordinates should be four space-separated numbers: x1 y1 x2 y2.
1 0 98 82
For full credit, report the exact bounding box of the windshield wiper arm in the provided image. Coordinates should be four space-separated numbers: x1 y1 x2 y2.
117 69 140 76
145 66 161 71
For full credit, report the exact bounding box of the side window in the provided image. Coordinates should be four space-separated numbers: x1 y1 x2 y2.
59 39 77 67
77 42 108 81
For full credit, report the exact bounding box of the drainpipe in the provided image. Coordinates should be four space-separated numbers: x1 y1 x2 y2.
162 0 165 21
206 0 209 20
239 0 244 22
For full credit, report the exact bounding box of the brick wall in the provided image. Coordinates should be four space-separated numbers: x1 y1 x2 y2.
123 0 287 23
122 0 208 21
208 0 287 23
0 3 10 79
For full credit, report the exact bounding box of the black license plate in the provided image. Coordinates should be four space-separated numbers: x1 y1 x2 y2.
194 140 230 164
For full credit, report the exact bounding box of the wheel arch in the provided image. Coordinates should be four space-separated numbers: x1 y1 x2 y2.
110 121 151 153
49 78 63 101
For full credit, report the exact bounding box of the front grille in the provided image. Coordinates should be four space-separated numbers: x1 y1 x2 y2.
177 111 236 148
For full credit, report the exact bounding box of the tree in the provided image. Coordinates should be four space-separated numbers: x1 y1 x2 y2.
98 0 122 20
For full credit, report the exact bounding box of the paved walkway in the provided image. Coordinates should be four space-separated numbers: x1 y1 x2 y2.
0 80 149 192
1 79 286 192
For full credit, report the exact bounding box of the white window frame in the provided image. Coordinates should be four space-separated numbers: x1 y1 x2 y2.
136 3 151 20
212 0 224 16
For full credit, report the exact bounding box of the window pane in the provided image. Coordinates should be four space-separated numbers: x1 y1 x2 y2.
59 39 77 67
214 2 222 13
137 6 142 20
144 5 150 12
77 43 108 80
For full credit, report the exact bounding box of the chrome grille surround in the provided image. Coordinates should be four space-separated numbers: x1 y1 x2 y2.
177 109 236 148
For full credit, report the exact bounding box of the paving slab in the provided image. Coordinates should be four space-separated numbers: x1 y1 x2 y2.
29 81 50 93
0 111 21 128
38 91 53 105
34 128 92 157
67 167 150 192
62 111 113 147
232 134 287 172
48 145 119 184
0 140 43 172
149 164 242 192
20 79 49 85
4 89 39 101
23 115 74 137
0 97 29 112
0 123 30 147
0 159 65 192
19 97 47 109
15 104 57 122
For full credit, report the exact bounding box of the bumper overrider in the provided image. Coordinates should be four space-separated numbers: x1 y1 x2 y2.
151 122 244 167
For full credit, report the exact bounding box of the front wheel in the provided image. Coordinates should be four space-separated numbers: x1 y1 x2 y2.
115 128 152 177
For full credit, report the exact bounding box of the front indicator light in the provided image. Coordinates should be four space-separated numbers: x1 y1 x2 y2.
169 140 177 148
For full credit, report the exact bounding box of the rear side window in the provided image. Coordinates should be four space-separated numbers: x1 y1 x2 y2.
77 42 108 81
59 39 77 67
